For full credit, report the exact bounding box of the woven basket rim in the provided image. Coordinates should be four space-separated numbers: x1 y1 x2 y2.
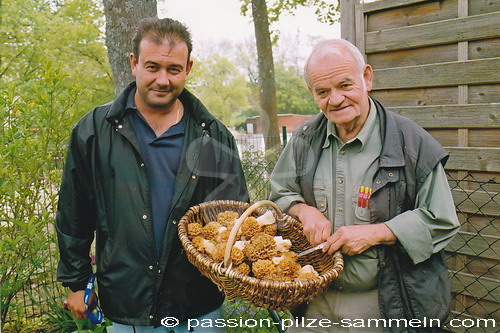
178 200 344 290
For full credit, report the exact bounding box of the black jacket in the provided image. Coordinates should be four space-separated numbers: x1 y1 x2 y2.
292 98 451 332
56 82 249 326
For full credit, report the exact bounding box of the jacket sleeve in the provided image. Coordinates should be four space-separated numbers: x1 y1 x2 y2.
56 123 96 291
384 163 460 264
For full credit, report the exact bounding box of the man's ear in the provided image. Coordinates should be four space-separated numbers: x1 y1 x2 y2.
129 53 138 76
185 60 194 75
364 64 373 92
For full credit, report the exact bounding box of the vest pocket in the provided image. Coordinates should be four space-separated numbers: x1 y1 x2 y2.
313 185 328 215
354 205 371 223
353 184 372 223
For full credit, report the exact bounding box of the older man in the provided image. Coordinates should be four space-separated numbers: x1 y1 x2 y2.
269 39 459 332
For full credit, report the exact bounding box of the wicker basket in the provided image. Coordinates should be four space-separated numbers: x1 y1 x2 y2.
178 200 344 311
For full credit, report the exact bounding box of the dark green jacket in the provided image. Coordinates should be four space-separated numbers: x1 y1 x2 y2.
293 98 451 332
56 82 249 326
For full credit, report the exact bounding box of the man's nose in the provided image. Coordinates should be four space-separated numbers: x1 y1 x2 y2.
156 70 170 87
328 90 345 106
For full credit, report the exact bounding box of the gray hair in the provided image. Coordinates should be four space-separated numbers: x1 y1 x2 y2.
304 39 366 88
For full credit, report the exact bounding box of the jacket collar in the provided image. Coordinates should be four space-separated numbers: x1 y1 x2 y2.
178 88 215 126
105 82 216 128
105 82 135 124
372 98 406 168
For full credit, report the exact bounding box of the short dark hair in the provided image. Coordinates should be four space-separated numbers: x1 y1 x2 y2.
132 17 193 62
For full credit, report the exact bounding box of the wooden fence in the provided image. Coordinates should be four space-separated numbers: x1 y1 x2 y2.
341 0 499 331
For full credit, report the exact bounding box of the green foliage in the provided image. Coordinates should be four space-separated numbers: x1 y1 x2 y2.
1 62 79 327
275 62 318 115
240 0 340 28
189 53 250 128
0 0 113 328
22 284 112 333
3 283 111 332
223 298 291 333
0 0 113 107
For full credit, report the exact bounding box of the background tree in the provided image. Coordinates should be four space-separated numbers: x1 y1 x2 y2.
249 0 281 151
241 0 338 151
235 38 319 119
103 0 157 95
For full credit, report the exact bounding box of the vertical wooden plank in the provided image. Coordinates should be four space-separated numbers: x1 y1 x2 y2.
457 128 468 147
341 0 361 43
455 0 469 317
355 3 366 60
457 0 469 151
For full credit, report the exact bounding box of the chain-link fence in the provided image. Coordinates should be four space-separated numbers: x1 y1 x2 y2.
3 139 499 332
444 173 499 332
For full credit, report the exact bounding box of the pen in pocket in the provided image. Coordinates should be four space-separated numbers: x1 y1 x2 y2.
357 186 372 208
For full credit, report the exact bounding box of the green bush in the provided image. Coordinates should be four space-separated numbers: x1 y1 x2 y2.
0 61 113 332
223 298 290 333
0 0 113 328
0 63 83 326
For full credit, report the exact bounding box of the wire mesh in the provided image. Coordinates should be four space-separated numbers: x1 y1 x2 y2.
444 173 499 332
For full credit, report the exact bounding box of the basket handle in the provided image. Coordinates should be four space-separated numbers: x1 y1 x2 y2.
223 200 284 268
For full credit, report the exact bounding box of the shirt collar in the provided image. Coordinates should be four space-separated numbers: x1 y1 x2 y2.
322 97 377 149
125 87 137 111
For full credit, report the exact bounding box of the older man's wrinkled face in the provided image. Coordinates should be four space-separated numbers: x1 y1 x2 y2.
307 48 373 132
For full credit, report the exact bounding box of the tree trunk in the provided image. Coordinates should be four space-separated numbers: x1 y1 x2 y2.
103 0 157 96
251 0 281 152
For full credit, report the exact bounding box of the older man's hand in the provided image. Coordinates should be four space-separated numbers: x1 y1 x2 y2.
288 203 332 246
323 224 396 256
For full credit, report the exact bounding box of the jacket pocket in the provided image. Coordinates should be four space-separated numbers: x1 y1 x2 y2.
401 251 452 323
97 237 113 274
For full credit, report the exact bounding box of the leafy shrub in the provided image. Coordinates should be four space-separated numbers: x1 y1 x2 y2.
0 63 82 326
1 0 113 329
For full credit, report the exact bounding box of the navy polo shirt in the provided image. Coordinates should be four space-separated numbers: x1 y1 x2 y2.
126 89 186 255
